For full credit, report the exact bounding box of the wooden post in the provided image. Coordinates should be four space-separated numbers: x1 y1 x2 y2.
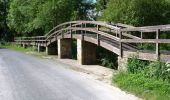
140 32 143 39
97 25 100 46
119 32 123 57
97 25 100 31
156 29 160 60
70 23 72 38
84 23 86 34
97 34 100 46
81 23 84 40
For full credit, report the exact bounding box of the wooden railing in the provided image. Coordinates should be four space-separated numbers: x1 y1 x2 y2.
15 21 170 62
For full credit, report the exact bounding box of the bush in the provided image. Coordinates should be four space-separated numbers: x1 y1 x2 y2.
143 61 170 82
127 56 147 74
127 56 170 83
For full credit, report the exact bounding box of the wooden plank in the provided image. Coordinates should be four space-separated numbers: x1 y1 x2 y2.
121 39 170 43
121 24 170 32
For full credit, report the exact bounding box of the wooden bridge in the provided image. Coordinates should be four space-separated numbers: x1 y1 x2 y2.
15 21 170 70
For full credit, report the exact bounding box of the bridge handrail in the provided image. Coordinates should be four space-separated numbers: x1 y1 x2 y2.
45 21 121 38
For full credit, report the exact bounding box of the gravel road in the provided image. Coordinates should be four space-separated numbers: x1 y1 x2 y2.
0 49 139 100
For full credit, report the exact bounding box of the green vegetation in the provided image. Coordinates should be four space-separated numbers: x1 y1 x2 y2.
7 0 94 37
0 43 47 58
97 46 118 69
113 72 170 100
0 42 34 52
113 56 170 100
97 0 170 26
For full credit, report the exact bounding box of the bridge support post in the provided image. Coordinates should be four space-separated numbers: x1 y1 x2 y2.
58 39 72 58
77 39 96 65
118 56 128 71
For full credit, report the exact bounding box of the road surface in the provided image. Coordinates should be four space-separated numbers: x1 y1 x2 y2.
0 49 139 100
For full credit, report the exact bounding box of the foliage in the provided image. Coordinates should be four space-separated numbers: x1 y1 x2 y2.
127 56 170 82
97 46 118 69
144 61 170 82
113 56 170 99
97 0 170 26
0 0 12 41
127 56 147 74
113 72 170 100
96 0 109 12
0 42 34 52
7 0 94 36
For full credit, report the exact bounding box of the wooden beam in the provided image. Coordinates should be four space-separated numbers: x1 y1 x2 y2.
121 39 170 43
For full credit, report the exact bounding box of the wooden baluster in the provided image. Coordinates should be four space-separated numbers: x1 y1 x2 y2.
140 32 143 39
156 29 160 60
84 23 86 35
21 37 22 45
81 23 84 40
70 23 72 38
97 25 100 46
119 32 123 57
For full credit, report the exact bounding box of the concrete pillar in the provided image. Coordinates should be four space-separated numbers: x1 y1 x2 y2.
118 56 128 71
77 39 96 65
58 39 72 58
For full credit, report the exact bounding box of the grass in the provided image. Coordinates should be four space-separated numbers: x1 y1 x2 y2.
112 56 170 100
113 72 170 100
0 43 46 57
0 43 33 52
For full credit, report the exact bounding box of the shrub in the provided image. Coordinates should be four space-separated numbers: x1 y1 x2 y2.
144 61 170 82
127 56 147 74
101 57 115 69
97 46 118 69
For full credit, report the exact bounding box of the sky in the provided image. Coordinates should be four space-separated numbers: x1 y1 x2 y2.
93 0 96 2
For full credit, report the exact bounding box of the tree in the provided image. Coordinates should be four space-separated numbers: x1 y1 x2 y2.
7 0 94 36
0 0 11 41
98 0 170 26
96 0 108 11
